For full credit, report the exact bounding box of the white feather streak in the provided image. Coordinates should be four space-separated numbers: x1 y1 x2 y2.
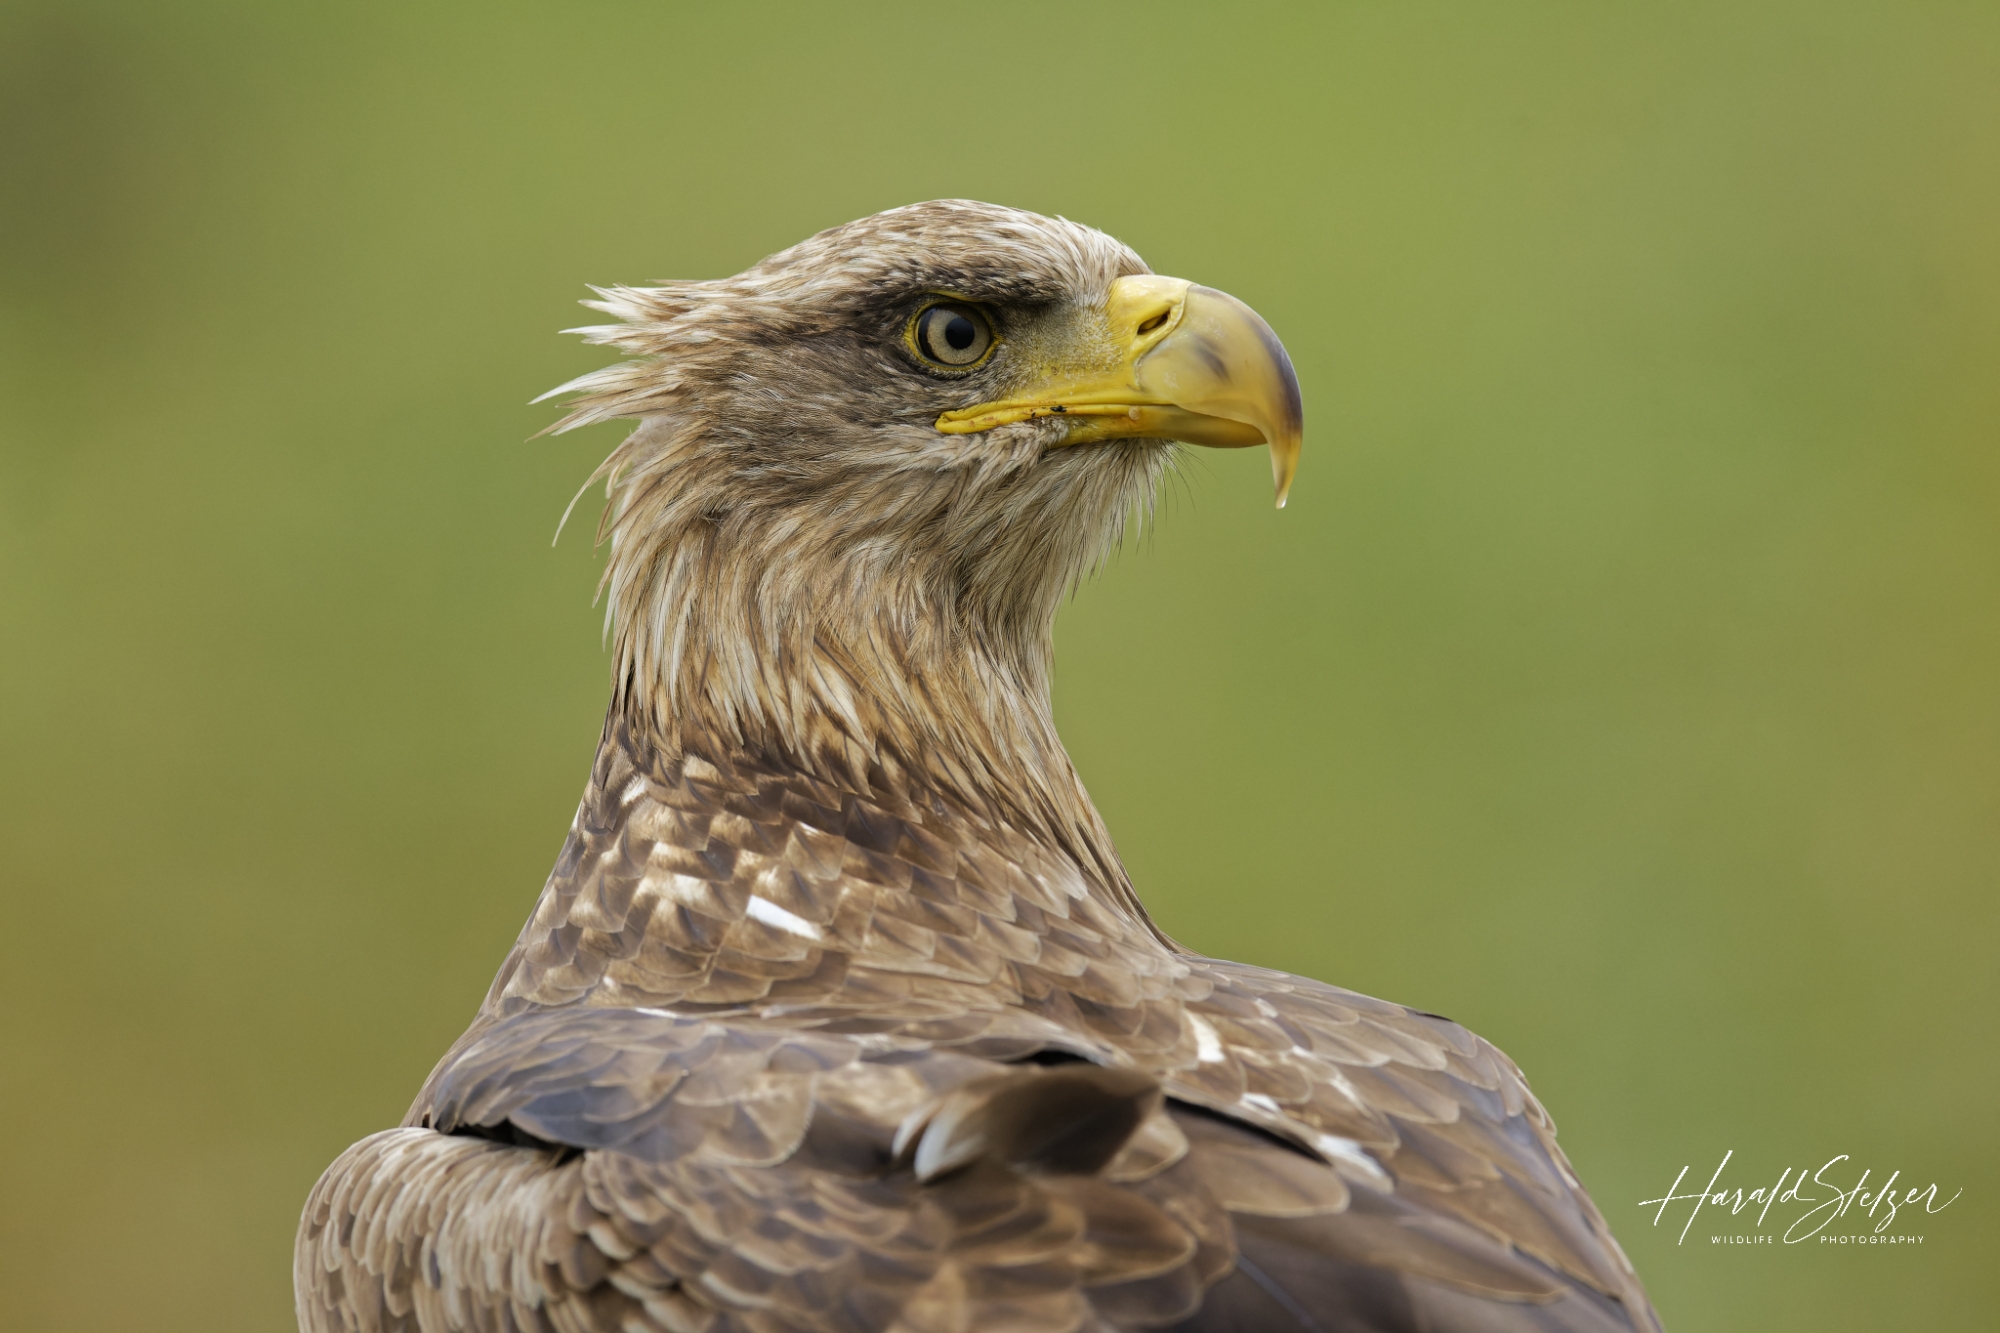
746 895 822 940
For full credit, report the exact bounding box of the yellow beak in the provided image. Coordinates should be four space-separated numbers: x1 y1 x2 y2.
934 275 1304 507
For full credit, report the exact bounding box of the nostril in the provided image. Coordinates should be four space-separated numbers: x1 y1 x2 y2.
1136 311 1171 336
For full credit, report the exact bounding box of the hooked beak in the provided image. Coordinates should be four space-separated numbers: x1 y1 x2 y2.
934 275 1304 507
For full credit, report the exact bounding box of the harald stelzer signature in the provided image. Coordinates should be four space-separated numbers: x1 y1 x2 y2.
1639 1150 1961 1245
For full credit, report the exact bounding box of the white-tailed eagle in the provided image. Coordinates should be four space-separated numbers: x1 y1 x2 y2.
296 201 1661 1333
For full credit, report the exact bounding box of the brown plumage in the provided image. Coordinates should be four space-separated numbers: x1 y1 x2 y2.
296 201 1662 1333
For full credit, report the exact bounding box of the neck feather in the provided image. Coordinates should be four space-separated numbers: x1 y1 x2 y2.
586 419 1170 937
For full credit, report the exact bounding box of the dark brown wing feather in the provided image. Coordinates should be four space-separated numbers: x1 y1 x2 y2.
301 1015 1654 1331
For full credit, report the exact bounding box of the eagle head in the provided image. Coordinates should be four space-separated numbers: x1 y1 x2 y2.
544 201 1302 845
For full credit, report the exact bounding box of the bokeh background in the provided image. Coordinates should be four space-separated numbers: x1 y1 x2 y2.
2 2 1995 1328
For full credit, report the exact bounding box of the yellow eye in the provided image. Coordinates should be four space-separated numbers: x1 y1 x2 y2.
912 302 994 368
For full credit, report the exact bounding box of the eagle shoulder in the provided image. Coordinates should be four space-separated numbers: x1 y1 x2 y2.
1172 960 1660 1331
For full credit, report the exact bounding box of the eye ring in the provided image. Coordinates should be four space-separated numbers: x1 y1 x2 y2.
909 301 995 369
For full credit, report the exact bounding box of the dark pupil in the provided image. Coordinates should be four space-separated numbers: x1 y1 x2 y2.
943 315 976 351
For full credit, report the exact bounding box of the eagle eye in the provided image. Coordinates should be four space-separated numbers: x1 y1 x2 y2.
911 302 994 369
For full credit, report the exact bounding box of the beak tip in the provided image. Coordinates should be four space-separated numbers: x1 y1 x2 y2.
1270 437 1300 509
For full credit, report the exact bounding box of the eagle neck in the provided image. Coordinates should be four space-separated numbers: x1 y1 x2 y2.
602 534 1166 946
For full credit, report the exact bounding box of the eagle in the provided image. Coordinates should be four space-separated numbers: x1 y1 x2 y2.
296 201 1662 1333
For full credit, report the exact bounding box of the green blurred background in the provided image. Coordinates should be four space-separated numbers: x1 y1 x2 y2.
2 2 1994 1328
